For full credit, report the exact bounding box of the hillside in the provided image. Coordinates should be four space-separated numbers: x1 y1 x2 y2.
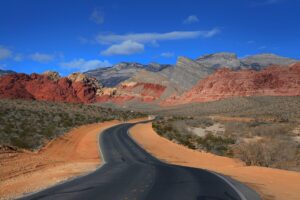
163 63 300 105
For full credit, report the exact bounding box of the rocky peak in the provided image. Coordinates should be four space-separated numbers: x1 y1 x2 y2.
197 52 238 61
195 52 240 69
67 72 103 94
67 72 90 83
146 62 172 72
114 62 144 70
43 71 60 81
176 56 206 70
240 53 298 70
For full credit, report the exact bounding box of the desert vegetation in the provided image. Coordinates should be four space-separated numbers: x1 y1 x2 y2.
157 96 300 121
153 114 300 171
0 99 145 150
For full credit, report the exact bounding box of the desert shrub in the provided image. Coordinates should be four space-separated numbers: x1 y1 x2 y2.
153 118 235 155
234 138 299 170
0 99 145 150
196 133 236 155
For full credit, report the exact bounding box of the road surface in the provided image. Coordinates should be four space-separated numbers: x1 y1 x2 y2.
20 123 261 200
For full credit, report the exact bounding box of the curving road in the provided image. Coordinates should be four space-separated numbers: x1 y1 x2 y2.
20 123 261 200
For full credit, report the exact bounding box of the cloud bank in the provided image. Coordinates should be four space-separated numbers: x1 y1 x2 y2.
101 40 144 56
97 29 220 56
96 29 220 45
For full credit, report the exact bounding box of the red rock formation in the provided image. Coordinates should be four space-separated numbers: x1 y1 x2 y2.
0 71 167 104
0 72 102 103
97 82 166 104
162 63 300 106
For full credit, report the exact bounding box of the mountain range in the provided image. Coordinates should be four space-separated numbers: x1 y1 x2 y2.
85 52 298 90
0 52 299 107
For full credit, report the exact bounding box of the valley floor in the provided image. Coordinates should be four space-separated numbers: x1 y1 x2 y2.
130 122 300 200
0 119 145 200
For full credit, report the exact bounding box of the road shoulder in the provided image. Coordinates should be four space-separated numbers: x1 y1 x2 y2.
129 122 300 200
0 118 146 200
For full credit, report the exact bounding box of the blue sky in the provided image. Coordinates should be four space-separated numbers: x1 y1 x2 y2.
0 0 299 75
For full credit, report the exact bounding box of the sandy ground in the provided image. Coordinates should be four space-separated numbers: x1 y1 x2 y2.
130 123 300 200
0 118 147 200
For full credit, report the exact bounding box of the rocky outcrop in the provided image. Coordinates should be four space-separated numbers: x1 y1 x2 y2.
162 63 300 105
0 72 103 103
43 71 60 81
97 81 167 104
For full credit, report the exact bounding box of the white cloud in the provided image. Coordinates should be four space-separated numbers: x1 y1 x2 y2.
30 53 54 63
160 52 174 58
90 8 104 24
96 28 220 45
60 59 112 71
0 47 12 60
101 40 144 56
183 15 199 24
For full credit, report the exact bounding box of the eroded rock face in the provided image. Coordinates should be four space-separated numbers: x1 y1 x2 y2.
97 81 167 104
43 71 61 81
0 72 103 103
162 63 300 106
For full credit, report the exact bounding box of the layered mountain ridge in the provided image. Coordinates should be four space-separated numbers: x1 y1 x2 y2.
0 53 299 106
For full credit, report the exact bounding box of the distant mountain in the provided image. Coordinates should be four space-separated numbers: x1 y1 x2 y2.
84 62 172 87
162 62 300 106
0 69 15 76
160 52 298 90
195 52 241 70
240 53 298 70
159 56 211 90
195 52 298 70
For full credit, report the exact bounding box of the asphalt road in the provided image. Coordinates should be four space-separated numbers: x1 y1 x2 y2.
20 123 261 200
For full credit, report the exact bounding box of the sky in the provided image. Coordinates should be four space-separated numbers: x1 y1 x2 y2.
0 0 299 75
